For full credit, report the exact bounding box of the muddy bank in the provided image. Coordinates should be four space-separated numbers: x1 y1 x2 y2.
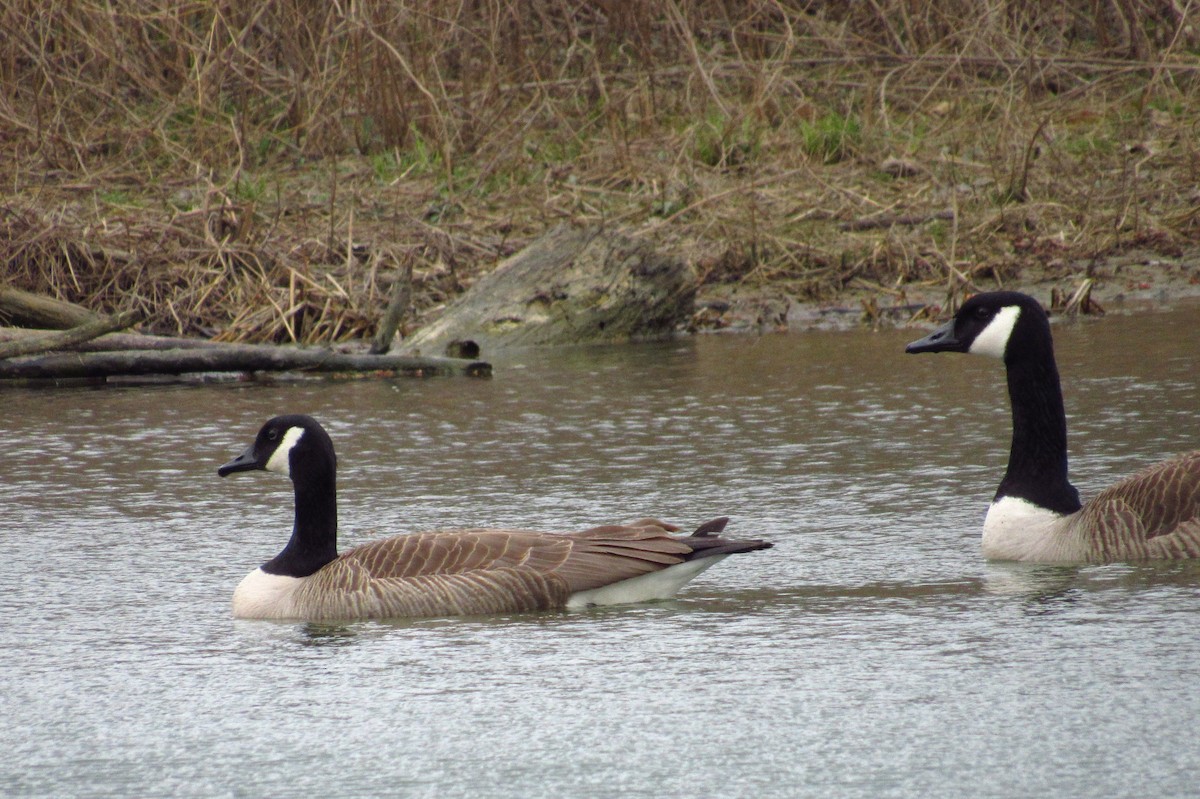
698 248 1200 334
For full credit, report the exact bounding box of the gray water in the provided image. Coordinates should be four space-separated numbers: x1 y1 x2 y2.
3 303 1200 798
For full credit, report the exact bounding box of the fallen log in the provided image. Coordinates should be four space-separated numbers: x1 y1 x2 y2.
0 327 226 352
0 311 140 360
0 344 490 381
0 287 101 329
400 223 696 355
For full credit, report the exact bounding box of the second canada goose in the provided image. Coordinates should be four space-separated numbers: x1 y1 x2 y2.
218 414 772 620
906 291 1200 563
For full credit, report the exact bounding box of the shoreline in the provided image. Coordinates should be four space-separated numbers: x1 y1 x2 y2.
697 247 1200 334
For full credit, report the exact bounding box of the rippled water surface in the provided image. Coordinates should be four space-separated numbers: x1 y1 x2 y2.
3 303 1200 798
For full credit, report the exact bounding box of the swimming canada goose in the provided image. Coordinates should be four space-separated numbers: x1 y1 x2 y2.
906 290 1200 562
218 414 772 620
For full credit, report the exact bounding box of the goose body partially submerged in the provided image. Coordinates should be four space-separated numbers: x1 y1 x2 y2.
219 414 772 620
906 291 1200 563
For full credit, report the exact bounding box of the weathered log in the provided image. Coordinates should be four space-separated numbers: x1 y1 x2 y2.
0 345 490 381
0 311 140 359
400 224 696 355
0 287 101 329
0 327 225 352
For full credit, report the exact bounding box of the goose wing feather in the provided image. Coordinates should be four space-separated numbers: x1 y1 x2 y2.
553 521 696 591
1072 452 1200 560
293 558 569 619
290 521 714 618
339 529 573 578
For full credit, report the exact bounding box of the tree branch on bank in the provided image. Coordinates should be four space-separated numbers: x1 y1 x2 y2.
840 209 955 232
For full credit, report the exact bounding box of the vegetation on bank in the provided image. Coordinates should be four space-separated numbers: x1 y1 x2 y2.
1 1 1198 343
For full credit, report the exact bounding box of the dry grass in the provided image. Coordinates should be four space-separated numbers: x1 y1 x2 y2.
1 1 1198 340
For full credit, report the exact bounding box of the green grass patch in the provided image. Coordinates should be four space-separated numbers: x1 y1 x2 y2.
97 189 135 206
1061 132 1117 157
692 109 762 169
798 113 862 164
232 174 270 203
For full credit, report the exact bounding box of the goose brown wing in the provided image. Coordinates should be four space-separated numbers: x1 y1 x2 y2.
339 523 694 605
293 556 571 619
337 523 697 586
301 520 764 618
553 520 705 592
1075 452 1200 559
338 529 575 578
292 525 676 619
1091 452 1200 536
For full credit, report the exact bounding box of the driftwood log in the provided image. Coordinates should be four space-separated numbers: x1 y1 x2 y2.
0 328 225 352
0 344 490 380
0 292 488 381
0 311 141 359
400 224 696 356
0 286 101 329
839 209 955 232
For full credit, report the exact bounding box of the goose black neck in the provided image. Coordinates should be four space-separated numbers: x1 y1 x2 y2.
262 461 339 578
997 349 1081 514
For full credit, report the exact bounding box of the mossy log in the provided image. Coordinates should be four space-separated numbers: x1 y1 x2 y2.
399 224 696 356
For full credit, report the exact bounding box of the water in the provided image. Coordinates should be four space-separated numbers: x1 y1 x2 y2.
3 302 1199 798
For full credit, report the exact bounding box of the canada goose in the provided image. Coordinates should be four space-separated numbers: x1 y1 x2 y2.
218 414 772 620
906 291 1200 562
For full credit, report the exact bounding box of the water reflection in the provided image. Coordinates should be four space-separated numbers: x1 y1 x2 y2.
297 622 362 647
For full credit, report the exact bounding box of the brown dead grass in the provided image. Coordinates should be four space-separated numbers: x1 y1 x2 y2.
0 1 1198 341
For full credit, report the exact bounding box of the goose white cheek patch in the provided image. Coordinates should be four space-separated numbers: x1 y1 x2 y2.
265 427 305 476
968 305 1021 359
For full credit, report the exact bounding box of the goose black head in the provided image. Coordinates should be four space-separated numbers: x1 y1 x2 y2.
906 291 1049 363
218 414 336 479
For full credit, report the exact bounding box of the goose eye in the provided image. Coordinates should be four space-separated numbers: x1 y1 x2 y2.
267 429 279 441
974 306 992 320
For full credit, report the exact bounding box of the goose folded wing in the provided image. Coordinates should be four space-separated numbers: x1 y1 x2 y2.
293 557 570 618
336 529 574 578
323 523 699 615
553 521 696 592
1083 453 1200 538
